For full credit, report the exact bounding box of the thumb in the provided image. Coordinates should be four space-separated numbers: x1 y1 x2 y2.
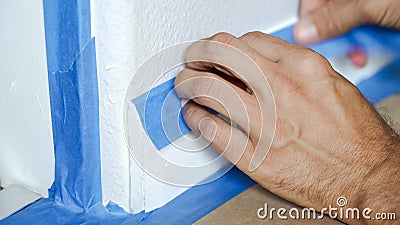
293 0 366 44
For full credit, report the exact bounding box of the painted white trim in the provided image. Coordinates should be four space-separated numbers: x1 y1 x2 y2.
0 0 54 200
0 185 42 220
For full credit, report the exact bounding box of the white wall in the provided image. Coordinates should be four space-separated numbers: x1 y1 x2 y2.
94 0 299 213
0 0 54 197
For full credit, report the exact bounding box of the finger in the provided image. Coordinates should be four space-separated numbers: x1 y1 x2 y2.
182 101 254 169
175 69 260 137
240 31 301 62
293 0 367 44
185 32 276 88
185 32 276 172
299 0 326 17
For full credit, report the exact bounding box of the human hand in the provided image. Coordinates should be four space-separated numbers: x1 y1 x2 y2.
293 0 400 44
174 32 400 224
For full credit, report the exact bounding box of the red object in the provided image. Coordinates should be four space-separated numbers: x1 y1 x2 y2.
348 47 367 68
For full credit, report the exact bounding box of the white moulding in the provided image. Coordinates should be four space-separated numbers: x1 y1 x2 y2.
0 185 42 220
0 0 54 217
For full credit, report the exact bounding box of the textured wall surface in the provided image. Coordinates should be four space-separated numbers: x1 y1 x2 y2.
0 0 54 196
94 0 299 213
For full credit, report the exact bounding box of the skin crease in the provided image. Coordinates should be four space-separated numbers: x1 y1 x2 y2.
174 1 400 222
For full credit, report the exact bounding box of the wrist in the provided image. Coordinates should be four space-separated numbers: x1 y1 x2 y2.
354 142 400 225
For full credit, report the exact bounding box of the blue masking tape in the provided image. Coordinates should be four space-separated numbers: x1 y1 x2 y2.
132 78 191 150
43 0 101 210
1 0 116 224
2 2 400 223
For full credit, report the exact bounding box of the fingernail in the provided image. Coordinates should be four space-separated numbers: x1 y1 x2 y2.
294 18 319 44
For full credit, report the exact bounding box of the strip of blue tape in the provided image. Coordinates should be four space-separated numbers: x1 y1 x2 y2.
132 78 191 150
1 1 400 224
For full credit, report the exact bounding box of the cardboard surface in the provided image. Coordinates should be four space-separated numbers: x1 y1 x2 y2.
195 185 344 225
195 184 343 225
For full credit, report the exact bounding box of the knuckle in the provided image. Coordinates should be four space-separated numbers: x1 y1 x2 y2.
183 105 201 128
191 75 216 98
194 94 215 107
209 32 235 44
206 32 235 54
240 31 265 43
356 0 376 24
182 105 194 122
355 0 369 23
325 3 345 34
298 49 330 73
199 117 216 139
174 70 196 97
174 70 186 86
183 104 196 117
